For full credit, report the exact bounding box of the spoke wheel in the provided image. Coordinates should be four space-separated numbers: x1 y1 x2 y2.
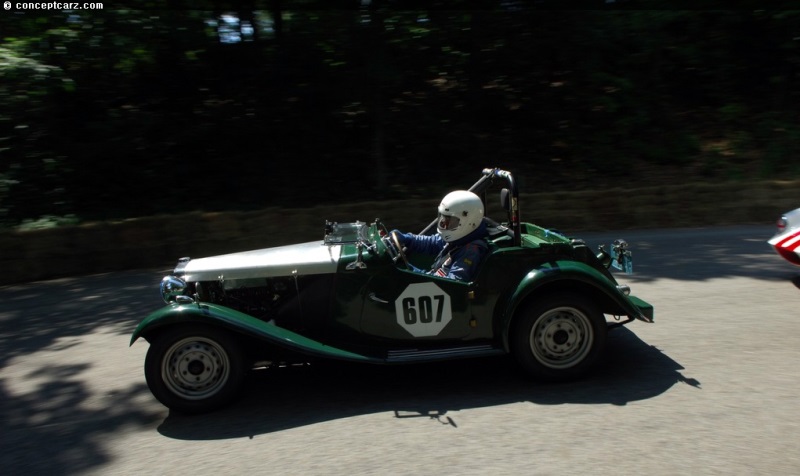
383 231 410 268
145 325 245 414
390 231 410 268
512 293 606 381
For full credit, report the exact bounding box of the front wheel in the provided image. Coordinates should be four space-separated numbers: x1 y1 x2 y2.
511 293 607 381
144 325 245 414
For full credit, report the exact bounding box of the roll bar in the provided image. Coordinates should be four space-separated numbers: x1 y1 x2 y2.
419 167 521 247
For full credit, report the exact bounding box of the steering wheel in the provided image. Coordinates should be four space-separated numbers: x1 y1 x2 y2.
388 231 410 269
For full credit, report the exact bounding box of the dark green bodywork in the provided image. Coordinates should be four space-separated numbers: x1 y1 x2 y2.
130 301 380 362
131 221 653 364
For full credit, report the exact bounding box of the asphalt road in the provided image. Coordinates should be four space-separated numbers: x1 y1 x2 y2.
2 225 799 475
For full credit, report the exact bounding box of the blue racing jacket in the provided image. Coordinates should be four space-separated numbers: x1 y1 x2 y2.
394 221 490 282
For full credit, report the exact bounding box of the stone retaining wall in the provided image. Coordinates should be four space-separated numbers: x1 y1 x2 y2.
2 180 798 286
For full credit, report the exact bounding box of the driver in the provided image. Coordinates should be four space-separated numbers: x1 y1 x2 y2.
392 190 490 282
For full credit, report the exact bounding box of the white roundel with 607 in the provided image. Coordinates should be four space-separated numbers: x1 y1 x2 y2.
395 282 452 337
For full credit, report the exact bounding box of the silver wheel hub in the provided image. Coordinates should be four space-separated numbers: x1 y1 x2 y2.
162 337 230 400
530 306 593 369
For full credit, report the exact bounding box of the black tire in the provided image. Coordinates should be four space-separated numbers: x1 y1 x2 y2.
511 293 607 381
144 325 246 414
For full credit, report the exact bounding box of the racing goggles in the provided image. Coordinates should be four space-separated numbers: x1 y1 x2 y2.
438 214 461 231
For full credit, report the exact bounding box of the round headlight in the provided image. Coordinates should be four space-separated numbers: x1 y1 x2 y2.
160 276 187 303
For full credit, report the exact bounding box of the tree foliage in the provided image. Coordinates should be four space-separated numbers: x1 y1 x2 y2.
2 2 800 226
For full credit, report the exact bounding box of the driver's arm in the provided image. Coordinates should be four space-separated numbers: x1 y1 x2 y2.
434 241 487 281
392 231 444 255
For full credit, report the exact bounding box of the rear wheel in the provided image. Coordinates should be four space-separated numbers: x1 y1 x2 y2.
144 325 245 414
511 293 607 381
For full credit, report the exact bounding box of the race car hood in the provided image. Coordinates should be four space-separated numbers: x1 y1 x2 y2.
768 227 800 266
176 241 343 282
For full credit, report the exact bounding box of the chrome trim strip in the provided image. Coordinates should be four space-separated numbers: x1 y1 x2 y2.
386 345 502 363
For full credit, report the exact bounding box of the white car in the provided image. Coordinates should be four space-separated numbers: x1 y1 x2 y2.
768 207 800 266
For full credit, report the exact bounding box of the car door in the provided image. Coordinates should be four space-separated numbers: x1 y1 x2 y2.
359 267 473 341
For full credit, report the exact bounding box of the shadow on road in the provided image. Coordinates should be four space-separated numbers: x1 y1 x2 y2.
157 327 698 440
0 269 169 475
580 226 791 283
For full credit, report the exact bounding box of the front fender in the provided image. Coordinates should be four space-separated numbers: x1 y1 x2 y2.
130 302 380 363
500 260 653 348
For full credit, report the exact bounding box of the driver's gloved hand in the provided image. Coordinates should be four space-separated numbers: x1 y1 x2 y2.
390 230 414 246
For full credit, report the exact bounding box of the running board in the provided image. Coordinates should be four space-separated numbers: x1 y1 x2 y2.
386 345 504 363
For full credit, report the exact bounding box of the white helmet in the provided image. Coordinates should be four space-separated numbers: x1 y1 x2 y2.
437 190 484 242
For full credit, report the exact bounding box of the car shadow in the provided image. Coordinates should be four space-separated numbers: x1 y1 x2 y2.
157 327 697 440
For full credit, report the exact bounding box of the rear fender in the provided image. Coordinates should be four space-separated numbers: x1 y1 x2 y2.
500 260 653 350
130 302 380 363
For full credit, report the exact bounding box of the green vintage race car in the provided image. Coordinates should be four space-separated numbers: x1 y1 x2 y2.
131 168 654 414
